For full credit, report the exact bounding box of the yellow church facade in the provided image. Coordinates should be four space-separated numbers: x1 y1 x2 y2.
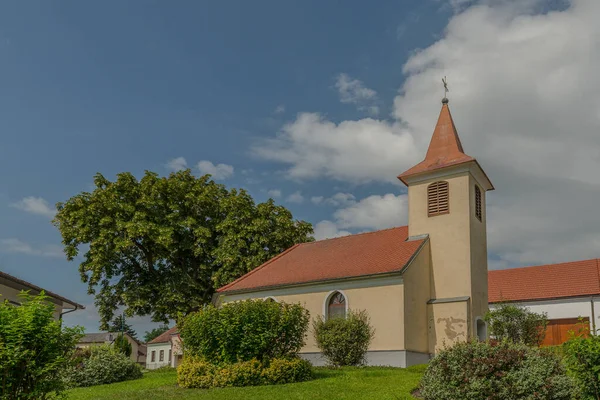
217 97 493 367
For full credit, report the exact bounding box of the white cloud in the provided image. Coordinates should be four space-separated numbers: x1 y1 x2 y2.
313 221 352 241
274 104 286 114
252 113 419 184
311 196 324 205
324 192 356 207
286 191 304 204
0 238 63 257
267 189 282 198
196 160 234 180
257 1 600 268
335 73 380 116
166 157 188 172
11 196 55 218
333 193 408 230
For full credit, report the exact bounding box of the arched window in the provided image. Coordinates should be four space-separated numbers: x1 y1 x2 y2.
427 181 450 217
476 318 487 342
327 291 346 320
475 185 482 221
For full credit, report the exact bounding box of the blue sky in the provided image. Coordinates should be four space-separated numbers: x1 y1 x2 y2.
1 0 597 335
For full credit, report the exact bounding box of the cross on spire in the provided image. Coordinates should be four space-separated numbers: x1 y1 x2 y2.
442 76 449 104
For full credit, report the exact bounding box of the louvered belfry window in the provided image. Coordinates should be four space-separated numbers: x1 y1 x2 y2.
427 181 450 217
475 185 482 221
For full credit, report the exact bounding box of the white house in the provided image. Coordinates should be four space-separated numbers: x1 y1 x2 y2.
146 327 182 369
489 258 599 345
0 270 84 320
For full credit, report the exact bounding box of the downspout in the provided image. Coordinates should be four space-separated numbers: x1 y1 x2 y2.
592 296 597 335
59 307 79 320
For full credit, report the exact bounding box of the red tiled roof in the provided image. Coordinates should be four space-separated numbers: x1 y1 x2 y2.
488 259 600 303
148 326 178 344
218 226 426 294
399 103 478 184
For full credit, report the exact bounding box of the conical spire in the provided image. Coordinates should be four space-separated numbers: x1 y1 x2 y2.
398 100 475 185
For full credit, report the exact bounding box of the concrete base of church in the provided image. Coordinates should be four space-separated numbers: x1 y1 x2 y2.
300 350 430 368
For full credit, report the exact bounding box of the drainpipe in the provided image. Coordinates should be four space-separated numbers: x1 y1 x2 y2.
60 307 79 320
592 296 597 335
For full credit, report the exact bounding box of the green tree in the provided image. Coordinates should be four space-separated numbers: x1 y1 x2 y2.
109 315 138 340
113 334 132 357
144 324 170 343
0 292 83 400
53 170 313 329
484 303 548 346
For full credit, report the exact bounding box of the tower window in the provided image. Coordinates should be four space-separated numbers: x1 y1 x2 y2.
475 185 482 221
427 181 450 217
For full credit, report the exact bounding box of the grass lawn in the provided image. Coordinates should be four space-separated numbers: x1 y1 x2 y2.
66 365 425 400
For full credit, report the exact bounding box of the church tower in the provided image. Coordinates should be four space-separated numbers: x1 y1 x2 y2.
399 96 493 353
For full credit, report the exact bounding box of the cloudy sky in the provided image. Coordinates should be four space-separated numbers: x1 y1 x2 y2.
1 0 596 335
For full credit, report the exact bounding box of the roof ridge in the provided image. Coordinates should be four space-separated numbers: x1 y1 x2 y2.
217 243 302 292
305 226 408 245
489 257 600 273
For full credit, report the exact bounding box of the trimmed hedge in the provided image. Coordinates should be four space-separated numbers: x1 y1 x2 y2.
313 310 374 366
180 299 309 364
419 340 576 400
177 357 313 389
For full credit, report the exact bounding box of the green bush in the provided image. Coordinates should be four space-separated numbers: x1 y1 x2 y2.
261 358 313 384
563 333 600 399
419 340 576 400
180 299 310 364
63 345 142 388
485 303 548 346
0 292 83 400
177 357 313 388
177 357 217 389
313 309 374 366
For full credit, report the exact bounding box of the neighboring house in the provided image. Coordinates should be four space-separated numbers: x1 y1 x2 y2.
0 270 84 320
489 259 600 345
146 327 182 369
216 96 494 367
77 332 146 365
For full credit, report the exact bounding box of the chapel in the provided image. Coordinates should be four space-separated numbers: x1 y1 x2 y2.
217 95 493 367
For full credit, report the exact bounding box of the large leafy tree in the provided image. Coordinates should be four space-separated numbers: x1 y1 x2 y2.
53 170 313 329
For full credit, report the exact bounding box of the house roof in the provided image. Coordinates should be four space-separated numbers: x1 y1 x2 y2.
0 270 85 310
218 226 426 294
398 101 492 189
488 258 600 303
148 326 178 344
79 332 139 345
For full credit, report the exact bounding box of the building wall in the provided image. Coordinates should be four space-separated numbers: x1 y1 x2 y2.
0 283 63 319
490 297 600 333
402 240 431 354
219 275 406 355
146 343 172 370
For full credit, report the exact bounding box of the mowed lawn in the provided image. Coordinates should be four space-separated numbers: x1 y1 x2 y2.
67 366 426 400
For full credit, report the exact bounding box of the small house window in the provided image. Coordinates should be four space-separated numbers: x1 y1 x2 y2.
159 350 164 362
151 351 156 362
327 291 346 320
475 185 482 221
169 349 172 364
427 181 450 217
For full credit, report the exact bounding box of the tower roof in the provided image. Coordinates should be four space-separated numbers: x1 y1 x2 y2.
398 101 481 185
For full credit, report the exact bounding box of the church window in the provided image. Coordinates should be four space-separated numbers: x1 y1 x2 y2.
327 291 346 320
427 181 449 216
475 185 482 221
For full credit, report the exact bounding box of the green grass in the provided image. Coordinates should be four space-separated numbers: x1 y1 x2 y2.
66 365 425 400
